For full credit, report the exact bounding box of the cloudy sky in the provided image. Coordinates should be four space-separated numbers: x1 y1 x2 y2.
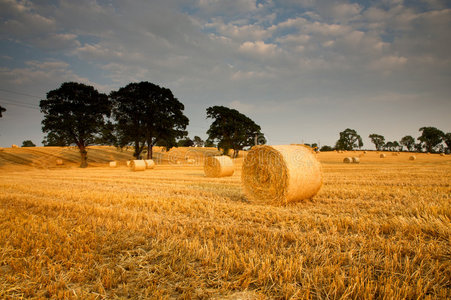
0 0 450 148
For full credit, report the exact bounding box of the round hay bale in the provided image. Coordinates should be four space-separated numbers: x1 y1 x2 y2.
440 153 445 156
409 155 416 161
241 145 322 205
363 151 367 154
109 161 117 167
352 157 360 163
343 157 352 163
11 144 18 148
56 159 64 165
144 159 155 169
204 155 234 177
380 154 386 158
130 160 146 171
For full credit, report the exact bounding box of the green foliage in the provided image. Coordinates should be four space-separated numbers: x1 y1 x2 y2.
193 136 204 147
418 127 444 153
0 105 5 118
320 145 333 152
21 140 36 147
335 128 363 150
369 134 385 151
206 106 265 157
40 82 110 167
110 81 189 159
177 137 194 147
400 135 415 151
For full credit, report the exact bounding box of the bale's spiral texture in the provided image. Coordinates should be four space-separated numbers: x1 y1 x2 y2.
56 159 63 165
109 161 117 168
144 159 155 169
352 157 360 163
130 160 146 171
409 155 416 161
242 145 322 205
343 157 352 163
380 154 386 158
204 155 234 177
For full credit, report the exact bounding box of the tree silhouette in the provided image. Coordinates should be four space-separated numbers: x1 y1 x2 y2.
335 128 363 150
0 105 5 118
110 82 188 159
21 140 36 147
206 106 265 157
40 82 110 168
400 135 415 152
418 127 444 153
369 134 385 151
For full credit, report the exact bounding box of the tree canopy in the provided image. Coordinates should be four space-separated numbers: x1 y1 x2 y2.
369 134 385 151
21 140 36 147
335 128 363 150
206 106 265 157
0 105 5 118
418 127 444 153
110 81 188 159
400 135 415 151
40 82 110 167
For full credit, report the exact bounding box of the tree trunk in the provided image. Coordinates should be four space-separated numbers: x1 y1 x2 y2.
79 145 88 168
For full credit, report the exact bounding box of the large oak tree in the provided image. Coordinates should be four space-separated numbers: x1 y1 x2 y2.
40 82 110 168
110 82 188 159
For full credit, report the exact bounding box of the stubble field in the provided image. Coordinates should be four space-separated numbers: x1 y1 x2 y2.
0 147 450 299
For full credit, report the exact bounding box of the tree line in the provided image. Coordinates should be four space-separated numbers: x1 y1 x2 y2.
316 127 450 153
38 82 264 167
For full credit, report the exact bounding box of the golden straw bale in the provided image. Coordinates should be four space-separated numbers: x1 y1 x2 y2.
11 144 18 148
130 160 146 171
380 154 386 158
242 145 322 205
56 159 63 165
352 157 360 163
144 159 155 169
440 153 445 156
204 155 234 177
409 156 416 161
343 157 352 163
109 161 117 167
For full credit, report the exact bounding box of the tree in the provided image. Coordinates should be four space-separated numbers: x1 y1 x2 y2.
418 127 444 153
384 141 394 151
0 105 5 118
393 141 400 151
40 82 110 168
177 137 194 147
21 140 36 147
414 143 423 152
206 106 265 157
400 135 415 152
110 82 189 159
369 134 385 151
320 145 333 151
193 136 204 147
335 128 363 151
443 133 451 154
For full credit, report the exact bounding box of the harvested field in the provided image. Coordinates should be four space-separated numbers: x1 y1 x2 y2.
0 147 450 299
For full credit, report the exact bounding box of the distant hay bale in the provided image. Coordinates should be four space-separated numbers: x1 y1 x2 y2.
109 161 117 168
380 154 386 158
409 155 416 161
56 159 63 165
204 155 234 177
352 157 360 163
343 157 352 163
11 144 18 148
363 151 367 154
130 160 146 171
144 159 155 169
440 153 445 156
242 145 322 205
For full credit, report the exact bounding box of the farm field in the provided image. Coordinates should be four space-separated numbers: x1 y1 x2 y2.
0 147 450 299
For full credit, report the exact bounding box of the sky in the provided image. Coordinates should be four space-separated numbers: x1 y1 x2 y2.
0 0 450 149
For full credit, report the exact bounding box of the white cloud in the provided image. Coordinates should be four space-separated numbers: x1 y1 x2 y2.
239 40 279 56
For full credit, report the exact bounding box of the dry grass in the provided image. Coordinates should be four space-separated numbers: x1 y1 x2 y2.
0 148 450 299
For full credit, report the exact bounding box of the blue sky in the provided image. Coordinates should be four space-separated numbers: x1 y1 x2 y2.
0 0 450 148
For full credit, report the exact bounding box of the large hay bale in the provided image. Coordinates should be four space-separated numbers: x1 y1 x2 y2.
109 161 117 168
343 157 352 163
409 155 416 161
352 157 360 163
204 155 234 177
242 145 322 205
11 144 18 148
380 154 386 158
144 159 155 169
130 160 146 171
56 159 64 165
